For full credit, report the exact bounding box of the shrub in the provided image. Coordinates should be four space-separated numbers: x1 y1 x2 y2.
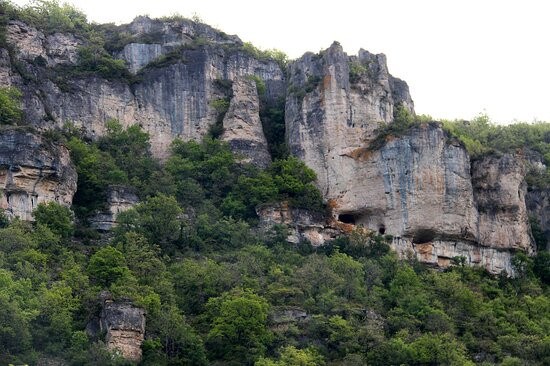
32 202 74 239
0 87 22 125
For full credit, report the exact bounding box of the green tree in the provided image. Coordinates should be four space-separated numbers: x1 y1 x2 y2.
256 346 325 366
144 305 207 365
32 201 74 239
87 246 129 287
116 194 183 250
0 87 22 125
206 289 272 364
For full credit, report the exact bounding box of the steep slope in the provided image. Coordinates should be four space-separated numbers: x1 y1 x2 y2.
1 16 280 159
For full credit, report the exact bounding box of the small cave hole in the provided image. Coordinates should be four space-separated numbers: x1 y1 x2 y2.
412 229 436 244
338 214 356 225
378 226 386 235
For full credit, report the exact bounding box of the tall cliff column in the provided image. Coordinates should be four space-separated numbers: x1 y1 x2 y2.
286 42 414 198
221 77 271 168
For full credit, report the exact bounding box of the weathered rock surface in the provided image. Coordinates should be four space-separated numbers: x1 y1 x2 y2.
527 188 550 250
1 17 285 159
0 127 77 221
89 186 139 231
257 202 340 246
286 42 414 198
284 116 534 273
6 20 81 66
221 77 271 168
472 153 534 253
100 298 146 362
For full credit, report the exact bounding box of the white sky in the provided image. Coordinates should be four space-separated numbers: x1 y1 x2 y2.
12 0 550 123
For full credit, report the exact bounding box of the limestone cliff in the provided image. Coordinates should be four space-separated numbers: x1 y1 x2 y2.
286 42 414 199
0 127 77 220
1 16 281 159
283 42 536 273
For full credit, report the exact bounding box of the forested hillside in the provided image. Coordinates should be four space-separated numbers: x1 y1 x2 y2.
1 1 550 366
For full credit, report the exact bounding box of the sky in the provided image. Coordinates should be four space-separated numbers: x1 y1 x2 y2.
12 0 550 123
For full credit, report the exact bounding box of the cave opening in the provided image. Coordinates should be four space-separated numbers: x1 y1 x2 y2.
378 226 386 235
412 229 436 244
338 214 356 225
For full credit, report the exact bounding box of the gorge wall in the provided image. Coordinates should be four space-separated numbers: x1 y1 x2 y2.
0 14 544 275
0 127 76 220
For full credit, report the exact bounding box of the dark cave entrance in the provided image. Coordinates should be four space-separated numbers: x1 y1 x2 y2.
412 229 436 244
378 226 386 235
338 214 356 225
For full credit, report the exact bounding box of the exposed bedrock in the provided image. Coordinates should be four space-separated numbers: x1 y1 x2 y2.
89 186 139 231
221 77 271 168
1 17 285 160
285 41 414 198
100 298 146 362
0 127 77 221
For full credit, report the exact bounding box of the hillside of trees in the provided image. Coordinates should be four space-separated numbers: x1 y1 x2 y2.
1 1 550 365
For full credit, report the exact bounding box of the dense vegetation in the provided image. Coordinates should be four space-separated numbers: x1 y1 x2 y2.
1 2 550 365
0 118 549 365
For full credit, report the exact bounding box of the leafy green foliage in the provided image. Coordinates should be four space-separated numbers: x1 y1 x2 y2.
8 0 89 35
206 289 272 363
256 346 325 366
87 246 129 287
349 60 367 84
0 86 23 125
32 201 74 239
443 114 550 187
116 194 183 252
240 42 288 69
72 44 131 81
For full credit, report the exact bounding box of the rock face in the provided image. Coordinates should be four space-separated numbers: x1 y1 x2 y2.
257 202 340 246
286 42 414 198
0 127 77 221
285 117 534 273
1 17 285 160
5 20 80 67
221 77 271 168
89 186 139 231
100 299 146 362
527 188 550 250
472 154 534 253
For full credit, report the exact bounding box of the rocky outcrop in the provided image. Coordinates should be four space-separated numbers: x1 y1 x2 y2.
100 298 146 362
1 17 285 160
284 115 535 273
257 202 340 246
221 77 271 168
89 186 139 231
6 20 80 66
283 42 535 274
472 153 534 253
0 127 77 221
286 42 414 198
